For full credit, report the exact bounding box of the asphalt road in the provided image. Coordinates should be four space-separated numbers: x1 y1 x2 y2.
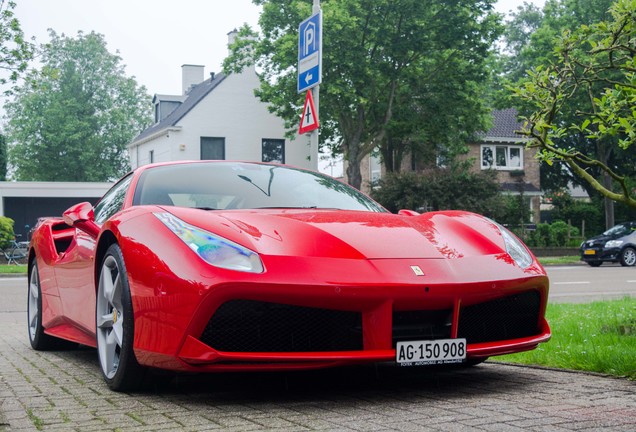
546 263 636 303
1 274 635 431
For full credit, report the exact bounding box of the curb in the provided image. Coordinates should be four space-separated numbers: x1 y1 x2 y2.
491 361 634 380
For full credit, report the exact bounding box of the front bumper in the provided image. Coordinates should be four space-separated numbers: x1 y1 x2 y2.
581 247 620 262
176 291 551 372
131 253 550 372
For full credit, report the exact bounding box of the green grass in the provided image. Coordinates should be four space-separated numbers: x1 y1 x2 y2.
537 255 581 265
494 297 636 379
0 264 27 273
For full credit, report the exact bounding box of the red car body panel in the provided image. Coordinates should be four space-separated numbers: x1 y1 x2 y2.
29 161 551 375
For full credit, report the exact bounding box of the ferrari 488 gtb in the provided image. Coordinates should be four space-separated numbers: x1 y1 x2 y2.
27 161 551 391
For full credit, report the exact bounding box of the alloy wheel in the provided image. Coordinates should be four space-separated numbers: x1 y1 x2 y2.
27 264 40 341
96 255 125 379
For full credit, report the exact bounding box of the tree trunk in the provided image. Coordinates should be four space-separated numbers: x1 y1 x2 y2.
598 141 615 229
603 173 615 229
346 143 364 190
382 137 394 173
341 106 369 191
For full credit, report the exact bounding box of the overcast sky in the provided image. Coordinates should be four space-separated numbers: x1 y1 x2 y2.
13 0 544 97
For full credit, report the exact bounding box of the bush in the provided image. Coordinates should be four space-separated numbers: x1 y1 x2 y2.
0 217 15 250
547 190 604 236
523 220 580 247
371 165 508 220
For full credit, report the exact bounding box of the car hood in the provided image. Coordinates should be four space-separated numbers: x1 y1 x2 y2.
583 233 628 247
162 208 507 260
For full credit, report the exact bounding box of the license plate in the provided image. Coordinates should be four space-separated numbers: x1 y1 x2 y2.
584 249 596 255
396 338 466 366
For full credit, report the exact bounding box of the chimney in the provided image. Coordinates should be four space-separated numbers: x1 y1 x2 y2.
227 29 238 55
181 64 204 95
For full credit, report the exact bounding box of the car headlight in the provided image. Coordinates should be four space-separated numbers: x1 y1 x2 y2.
154 212 264 273
488 220 533 269
605 240 624 248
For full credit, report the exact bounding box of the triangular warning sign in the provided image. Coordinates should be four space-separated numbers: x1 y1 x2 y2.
298 90 319 134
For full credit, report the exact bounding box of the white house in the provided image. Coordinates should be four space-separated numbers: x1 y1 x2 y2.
128 32 313 170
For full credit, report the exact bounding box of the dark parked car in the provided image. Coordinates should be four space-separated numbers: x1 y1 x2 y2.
580 222 636 267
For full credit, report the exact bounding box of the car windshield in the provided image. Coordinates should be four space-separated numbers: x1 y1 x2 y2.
133 162 387 213
603 223 631 237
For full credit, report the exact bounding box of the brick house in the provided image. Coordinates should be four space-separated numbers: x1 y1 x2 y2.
464 108 541 223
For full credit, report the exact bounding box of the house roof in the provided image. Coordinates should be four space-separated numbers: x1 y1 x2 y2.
152 94 185 104
484 108 527 141
131 73 228 144
501 181 542 195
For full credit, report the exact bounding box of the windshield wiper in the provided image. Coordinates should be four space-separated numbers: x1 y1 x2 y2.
253 206 319 209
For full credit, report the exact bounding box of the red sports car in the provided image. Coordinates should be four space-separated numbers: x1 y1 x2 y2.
27 161 551 391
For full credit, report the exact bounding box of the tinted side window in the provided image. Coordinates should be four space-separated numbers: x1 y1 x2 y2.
94 175 133 224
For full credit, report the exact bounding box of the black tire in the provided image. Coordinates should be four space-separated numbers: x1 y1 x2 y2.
28 260 74 350
587 261 602 267
620 247 636 267
96 244 146 391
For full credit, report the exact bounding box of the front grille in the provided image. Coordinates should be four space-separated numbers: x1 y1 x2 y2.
392 309 452 347
200 300 362 352
458 291 541 344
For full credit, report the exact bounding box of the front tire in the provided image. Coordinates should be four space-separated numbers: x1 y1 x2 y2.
620 247 636 267
96 244 146 391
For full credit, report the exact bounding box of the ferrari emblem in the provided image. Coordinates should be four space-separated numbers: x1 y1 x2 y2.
113 309 118 324
410 265 425 276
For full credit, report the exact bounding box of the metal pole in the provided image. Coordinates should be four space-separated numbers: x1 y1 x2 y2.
310 0 321 170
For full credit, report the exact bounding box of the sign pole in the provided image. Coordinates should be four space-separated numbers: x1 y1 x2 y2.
297 0 322 169
310 0 320 170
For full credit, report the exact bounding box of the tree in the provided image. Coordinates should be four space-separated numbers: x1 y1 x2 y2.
225 0 501 189
0 133 6 180
370 162 509 221
5 31 152 181
0 0 34 93
496 0 621 193
511 0 636 218
498 0 616 88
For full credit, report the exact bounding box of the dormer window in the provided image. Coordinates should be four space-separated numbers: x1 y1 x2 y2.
154 100 182 123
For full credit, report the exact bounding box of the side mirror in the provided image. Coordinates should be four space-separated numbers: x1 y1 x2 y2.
398 209 420 217
63 202 100 238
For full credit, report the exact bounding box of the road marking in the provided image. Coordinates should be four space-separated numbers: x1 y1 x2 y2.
627 280 636 283
552 281 591 285
551 291 635 298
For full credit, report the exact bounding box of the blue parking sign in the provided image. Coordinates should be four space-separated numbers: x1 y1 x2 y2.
298 12 322 93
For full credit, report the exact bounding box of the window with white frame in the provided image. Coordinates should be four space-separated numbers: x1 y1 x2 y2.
481 145 523 170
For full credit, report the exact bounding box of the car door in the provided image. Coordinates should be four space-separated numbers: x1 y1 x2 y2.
55 175 133 335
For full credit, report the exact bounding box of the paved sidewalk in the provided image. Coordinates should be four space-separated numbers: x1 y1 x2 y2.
1 280 635 431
